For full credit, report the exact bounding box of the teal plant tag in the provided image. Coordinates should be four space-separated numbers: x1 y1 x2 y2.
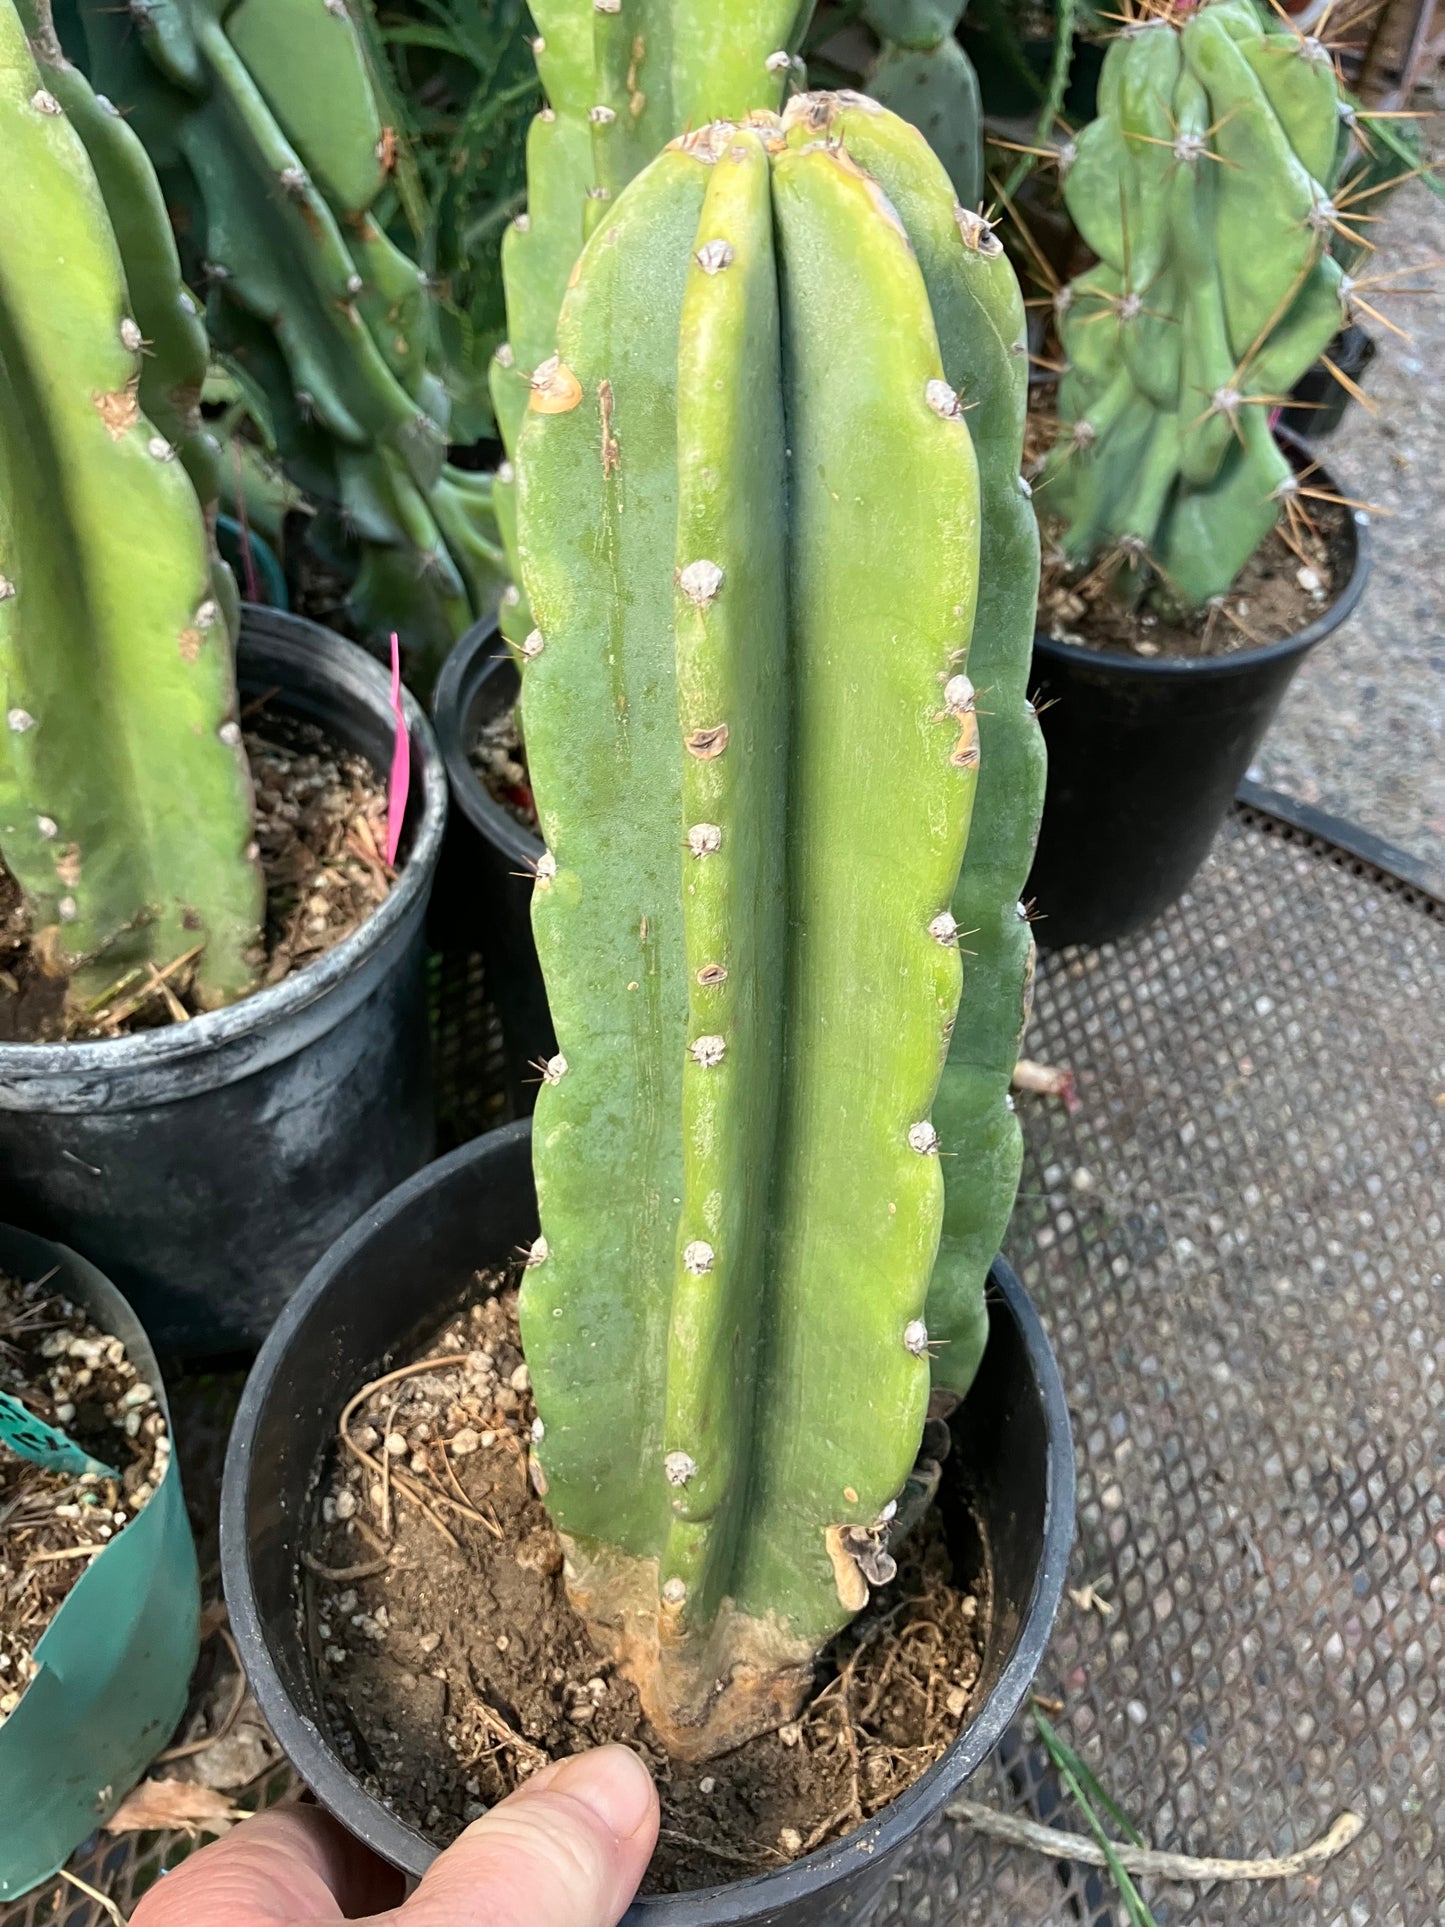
0 1389 118 1480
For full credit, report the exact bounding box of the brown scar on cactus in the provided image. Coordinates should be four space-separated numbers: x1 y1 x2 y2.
825 1524 869 1612
599 378 620 476
950 712 981 769
684 723 729 760
92 382 140 439
177 627 202 662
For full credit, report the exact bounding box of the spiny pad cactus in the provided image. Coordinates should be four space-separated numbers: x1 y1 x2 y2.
66 0 505 674
1043 0 1352 606
489 0 816 645
860 0 982 210
0 0 261 1010
514 93 1039 1757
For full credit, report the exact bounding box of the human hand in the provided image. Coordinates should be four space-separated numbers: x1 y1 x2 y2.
130 1744 659 1927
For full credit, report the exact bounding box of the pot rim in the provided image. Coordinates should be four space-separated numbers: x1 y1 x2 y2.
431 619 545 864
223 1122 1076 1924
0 607 447 1079
1034 429 1371 680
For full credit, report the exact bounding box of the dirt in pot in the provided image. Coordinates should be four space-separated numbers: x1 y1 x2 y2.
303 1272 988 1895
468 707 539 837
0 1271 171 1723
1036 497 1350 661
0 710 393 1044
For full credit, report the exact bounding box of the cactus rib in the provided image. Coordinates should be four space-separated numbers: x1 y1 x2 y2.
810 95 1044 1404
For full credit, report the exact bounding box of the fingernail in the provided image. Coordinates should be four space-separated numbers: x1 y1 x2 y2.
548 1745 657 1841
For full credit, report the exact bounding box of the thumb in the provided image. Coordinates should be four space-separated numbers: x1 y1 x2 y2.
385 1744 659 1927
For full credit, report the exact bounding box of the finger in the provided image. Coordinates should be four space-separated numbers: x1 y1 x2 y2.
129 1805 404 1926
384 1744 659 1927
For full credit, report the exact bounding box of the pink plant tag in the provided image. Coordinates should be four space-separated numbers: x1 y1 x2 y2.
385 632 409 867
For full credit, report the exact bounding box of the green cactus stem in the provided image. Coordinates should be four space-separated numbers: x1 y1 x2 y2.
804 94 1044 1406
65 0 505 677
513 98 1036 1758
860 0 983 210
1042 0 1350 608
489 1 816 646
0 0 261 1011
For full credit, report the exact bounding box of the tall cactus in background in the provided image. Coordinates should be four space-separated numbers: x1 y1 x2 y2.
64 0 505 677
860 0 982 210
21 0 237 633
515 96 1038 1757
0 0 261 1011
490 1 816 644
1042 0 1351 606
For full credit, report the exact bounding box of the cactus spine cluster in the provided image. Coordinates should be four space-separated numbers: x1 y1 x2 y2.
66 0 504 674
0 0 261 1010
489 1 816 645
860 0 982 210
515 93 1040 1757
1044 0 1352 606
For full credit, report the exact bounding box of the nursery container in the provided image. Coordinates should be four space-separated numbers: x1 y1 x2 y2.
0 607 447 1358
222 1121 1075 1927
216 514 289 610
1026 440 1371 949
430 620 554 1111
0 1225 199 1899
1278 325 1378 441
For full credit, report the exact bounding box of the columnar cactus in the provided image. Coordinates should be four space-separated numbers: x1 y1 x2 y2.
0 0 261 1010
489 1 816 644
514 94 1040 1757
66 0 506 674
860 0 982 210
21 0 236 632
1043 0 1351 606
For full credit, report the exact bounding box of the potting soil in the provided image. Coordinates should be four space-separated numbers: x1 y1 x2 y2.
0 1271 170 1722
305 1274 987 1894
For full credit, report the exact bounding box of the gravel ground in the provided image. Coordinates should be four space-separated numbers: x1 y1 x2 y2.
1250 115 1445 888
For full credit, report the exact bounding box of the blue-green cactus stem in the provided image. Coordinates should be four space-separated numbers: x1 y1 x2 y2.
1044 0 1348 607
66 0 504 674
860 0 982 209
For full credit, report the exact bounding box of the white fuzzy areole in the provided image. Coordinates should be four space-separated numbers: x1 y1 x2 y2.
926 378 960 419
682 1240 715 1275
908 1121 940 1155
679 559 724 606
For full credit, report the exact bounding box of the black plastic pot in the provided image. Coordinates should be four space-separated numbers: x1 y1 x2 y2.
1279 325 1377 441
430 619 554 1112
223 1121 1075 1927
1026 446 1371 950
0 607 447 1359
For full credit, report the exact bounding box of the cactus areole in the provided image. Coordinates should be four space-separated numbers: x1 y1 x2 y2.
515 94 1042 1759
